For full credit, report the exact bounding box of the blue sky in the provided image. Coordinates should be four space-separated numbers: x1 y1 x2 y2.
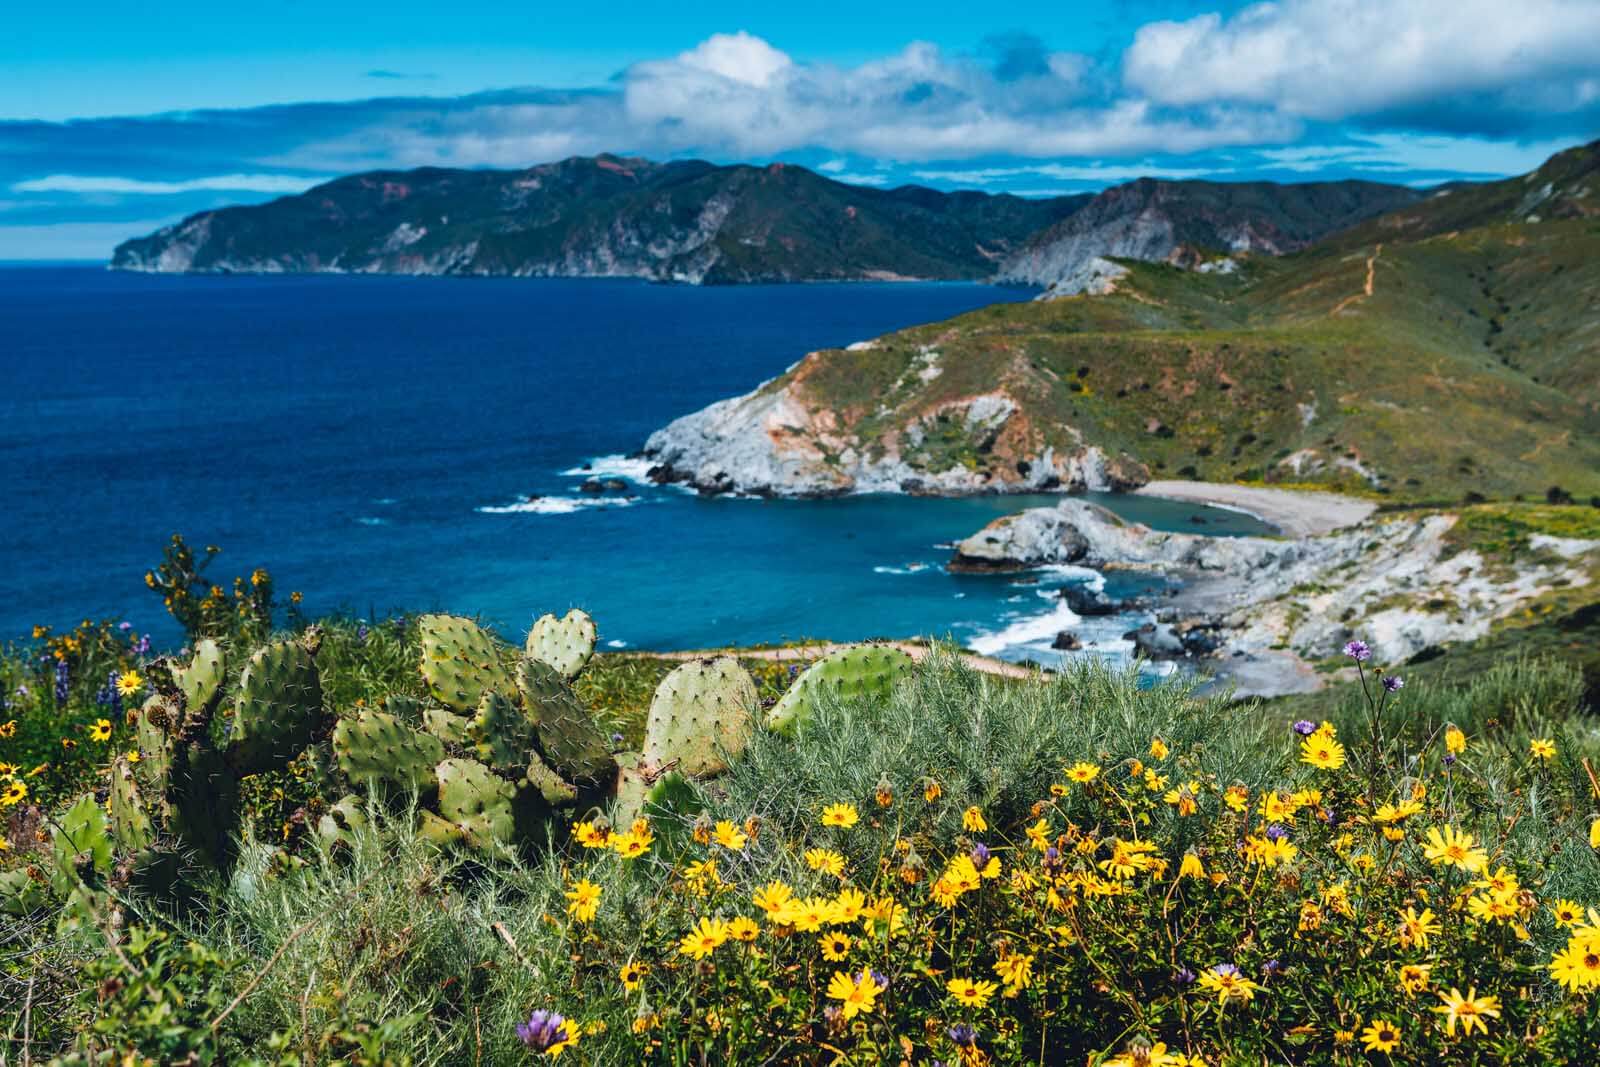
4 0 1597 258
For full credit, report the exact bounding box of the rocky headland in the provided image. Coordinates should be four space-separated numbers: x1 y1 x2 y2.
950 493 1600 698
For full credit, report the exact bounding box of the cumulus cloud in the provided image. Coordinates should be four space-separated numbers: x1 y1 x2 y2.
1124 0 1600 126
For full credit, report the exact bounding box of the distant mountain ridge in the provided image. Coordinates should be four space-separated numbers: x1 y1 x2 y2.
110 156 1087 284
998 178 1423 295
110 154 1423 287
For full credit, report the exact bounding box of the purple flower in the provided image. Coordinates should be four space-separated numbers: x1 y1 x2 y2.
948 1024 977 1046
1213 963 1241 978
864 969 889 991
1444 753 1458 767
515 1010 571 1052
1343 639 1372 662
970 843 992 867
1382 675 1404 693
1292 719 1317 736
356 624 369 644
54 660 69 706
132 634 151 655
1264 824 1288 842
118 621 132 631
1174 966 1197 984
1262 958 1285 978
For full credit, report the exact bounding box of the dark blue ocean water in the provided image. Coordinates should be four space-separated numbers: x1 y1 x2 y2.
0 266 1270 664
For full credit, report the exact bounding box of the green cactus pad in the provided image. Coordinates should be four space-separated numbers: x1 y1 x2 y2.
765 645 914 735
230 639 324 776
417 810 465 846
470 690 537 772
382 695 429 724
525 609 597 680
524 749 579 807
0 868 48 915
109 756 153 851
52 794 114 887
422 706 474 746
316 794 369 849
168 742 241 871
516 657 615 785
436 758 516 850
171 638 226 710
333 710 445 793
133 694 178 797
418 614 514 712
126 847 186 902
644 657 757 778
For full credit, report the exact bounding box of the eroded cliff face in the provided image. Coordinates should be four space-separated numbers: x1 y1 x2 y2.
641 345 1149 497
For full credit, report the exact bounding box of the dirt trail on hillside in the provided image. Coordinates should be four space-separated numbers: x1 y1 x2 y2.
1330 243 1382 315
609 642 1040 680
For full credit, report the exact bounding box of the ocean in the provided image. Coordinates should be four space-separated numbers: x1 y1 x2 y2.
0 266 1271 665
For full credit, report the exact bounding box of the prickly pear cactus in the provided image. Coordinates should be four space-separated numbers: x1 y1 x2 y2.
435 758 516 850
108 756 153 851
133 693 178 796
166 742 241 871
526 609 596 680
517 658 615 785
470 690 536 773
418 614 514 712
766 645 914 735
0 868 47 915
316 794 370 849
230 638 324 776
333 710 445 793
170 638 225 711
422 706 474 746
644 657 757 777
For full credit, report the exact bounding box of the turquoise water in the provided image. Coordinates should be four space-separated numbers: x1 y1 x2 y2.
0 267 1271 663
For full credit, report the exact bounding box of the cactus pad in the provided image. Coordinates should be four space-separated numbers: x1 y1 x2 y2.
133 694 178 796
526 609 597 680
167 742 241 871
230 639 323 776
644 657 757 777
423 706 474 746
171 638 226 710
333 710 445 793
316 794 370 849
766 645 914 735
523 749 579 807
470 690 537 772
517 657 615 785
436 758 516 850
109 756 153 851
418 614 514 712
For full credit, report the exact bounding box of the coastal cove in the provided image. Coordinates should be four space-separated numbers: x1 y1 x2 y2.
1 266 1270 666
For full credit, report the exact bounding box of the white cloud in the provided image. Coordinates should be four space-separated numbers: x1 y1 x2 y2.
12 173 331 195
913 162 1225 185
1124 0 1600 120
1254 134 1581 175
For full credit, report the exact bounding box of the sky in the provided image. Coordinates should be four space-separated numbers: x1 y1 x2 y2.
3 0 1598 258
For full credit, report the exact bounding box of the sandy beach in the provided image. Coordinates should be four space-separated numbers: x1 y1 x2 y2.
1132 480 1376 538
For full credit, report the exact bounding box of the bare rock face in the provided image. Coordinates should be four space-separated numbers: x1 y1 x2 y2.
642 369 1149 498
949 498 1600 668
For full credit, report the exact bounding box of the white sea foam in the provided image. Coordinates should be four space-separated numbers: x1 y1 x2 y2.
872 562 931 575
355 516 390 526
476 495 638 515
560 454 656 483
967 600 1082 657
606 639 628 648
372 497 398 505
1034 564 1107 591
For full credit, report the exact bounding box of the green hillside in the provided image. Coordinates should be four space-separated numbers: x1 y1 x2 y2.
726 144 1600 504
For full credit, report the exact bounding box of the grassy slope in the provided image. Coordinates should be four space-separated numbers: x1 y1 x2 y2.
780 215 1600 502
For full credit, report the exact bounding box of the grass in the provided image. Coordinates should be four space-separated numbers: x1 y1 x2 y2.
6 630 1600 1063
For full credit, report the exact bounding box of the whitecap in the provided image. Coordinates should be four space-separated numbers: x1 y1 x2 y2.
605 639 628 649
560 454 656 483
476 495 638 516
872 562 931 575
372 497 398 505
355 516 390 526
967 600 1082 657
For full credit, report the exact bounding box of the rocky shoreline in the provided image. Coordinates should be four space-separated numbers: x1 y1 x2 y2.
950 496 1600 699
